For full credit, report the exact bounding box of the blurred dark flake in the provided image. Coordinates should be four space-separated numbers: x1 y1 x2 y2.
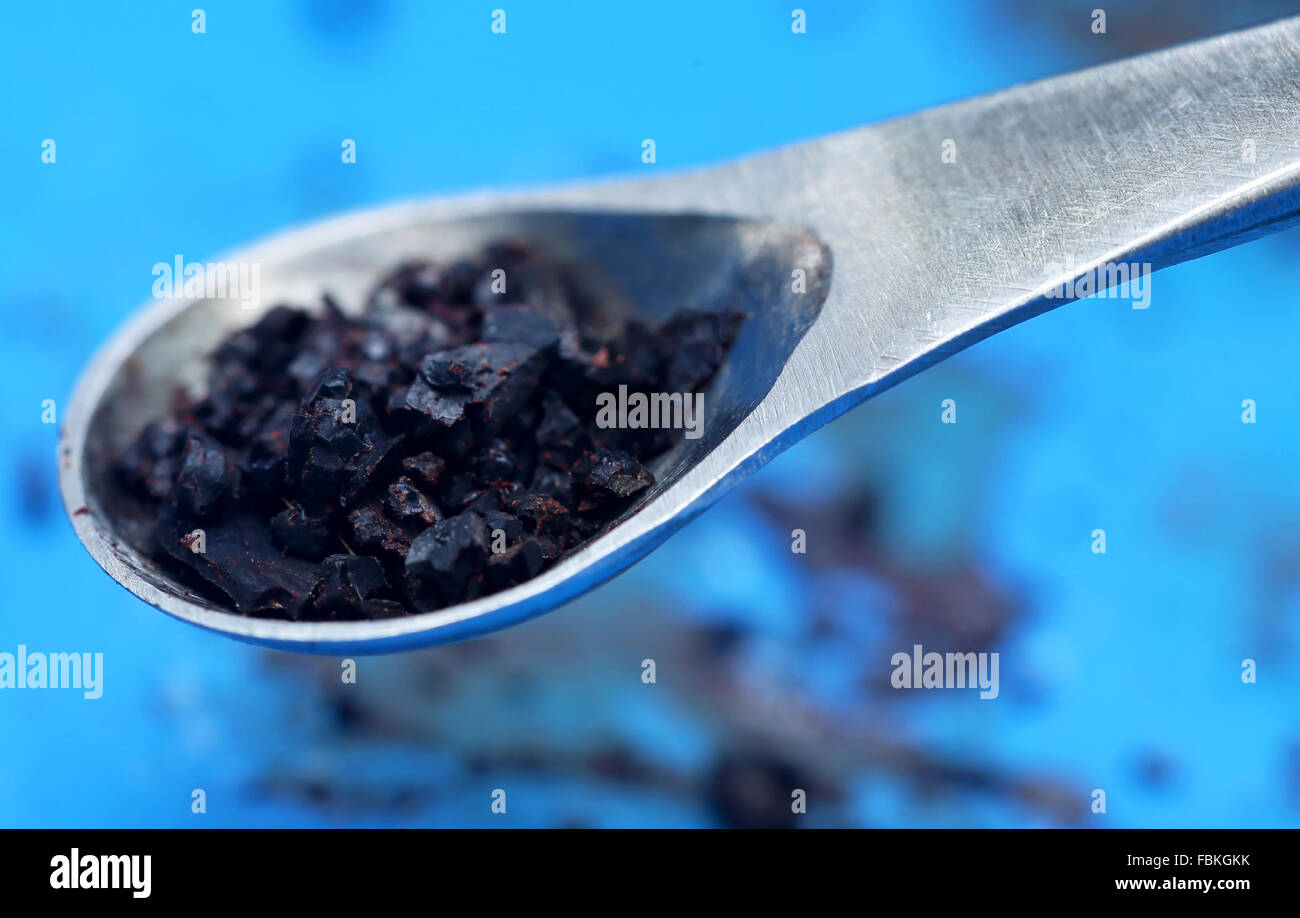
18 453 53 523
296 0 393 48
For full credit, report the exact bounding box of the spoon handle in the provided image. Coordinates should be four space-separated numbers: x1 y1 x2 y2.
725 15 1300 412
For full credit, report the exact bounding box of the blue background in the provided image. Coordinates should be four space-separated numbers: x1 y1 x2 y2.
2 0 1299 827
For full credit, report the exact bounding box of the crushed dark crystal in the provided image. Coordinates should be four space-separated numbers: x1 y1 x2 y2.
112 242 742 620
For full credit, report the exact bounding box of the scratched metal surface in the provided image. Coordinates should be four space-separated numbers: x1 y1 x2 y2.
60 16 1300 651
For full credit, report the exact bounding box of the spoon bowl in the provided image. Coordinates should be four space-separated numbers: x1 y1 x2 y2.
64 209 831 652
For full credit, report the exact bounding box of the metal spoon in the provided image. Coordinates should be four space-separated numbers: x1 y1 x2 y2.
60 18 1300 654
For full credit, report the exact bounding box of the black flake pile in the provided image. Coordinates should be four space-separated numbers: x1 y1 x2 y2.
114 242 742 620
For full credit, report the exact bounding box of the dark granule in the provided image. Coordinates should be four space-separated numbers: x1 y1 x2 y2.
114 242 742 621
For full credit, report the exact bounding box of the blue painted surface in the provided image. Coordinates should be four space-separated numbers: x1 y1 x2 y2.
1 1 1298 827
